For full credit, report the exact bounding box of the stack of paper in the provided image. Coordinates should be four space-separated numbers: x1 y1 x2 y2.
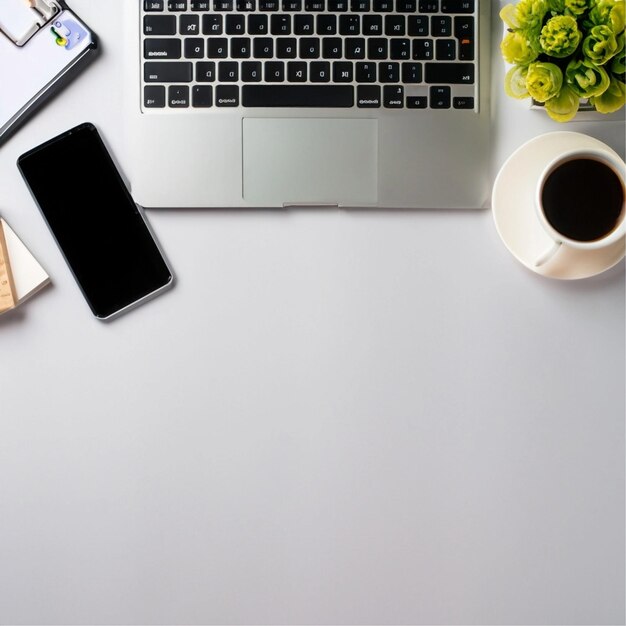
0 217 49 314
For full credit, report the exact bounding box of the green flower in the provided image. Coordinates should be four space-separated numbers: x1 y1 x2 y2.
545 85 581 120
590 75 626 111
505 65 531 98
586 0 625 33
566 57 611 96
564 0 590 16
500 0 549 32
540 15 583 57
501 30 541 64
583 24 621 65
527 61 564 101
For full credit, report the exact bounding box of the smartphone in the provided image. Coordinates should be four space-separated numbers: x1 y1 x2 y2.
18 123 173 320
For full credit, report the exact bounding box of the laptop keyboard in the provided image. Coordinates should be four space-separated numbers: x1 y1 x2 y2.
141 0 478 110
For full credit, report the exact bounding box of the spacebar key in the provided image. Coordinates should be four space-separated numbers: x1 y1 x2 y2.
242 85 354 107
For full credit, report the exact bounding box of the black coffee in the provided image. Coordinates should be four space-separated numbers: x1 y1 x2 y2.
541 158 624 242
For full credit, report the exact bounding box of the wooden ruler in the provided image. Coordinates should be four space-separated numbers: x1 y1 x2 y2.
0 220 17 314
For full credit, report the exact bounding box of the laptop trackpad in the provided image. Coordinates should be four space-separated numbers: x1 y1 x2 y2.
242 118 378 206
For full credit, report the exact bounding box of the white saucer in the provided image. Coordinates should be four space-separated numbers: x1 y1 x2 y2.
492 131 625 280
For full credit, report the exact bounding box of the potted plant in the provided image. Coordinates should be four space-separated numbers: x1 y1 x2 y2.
500 0 625 121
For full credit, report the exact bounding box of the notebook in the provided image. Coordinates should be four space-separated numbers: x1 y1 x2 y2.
0 218 50 313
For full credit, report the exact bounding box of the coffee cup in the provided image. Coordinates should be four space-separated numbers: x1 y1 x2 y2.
534 148 626 267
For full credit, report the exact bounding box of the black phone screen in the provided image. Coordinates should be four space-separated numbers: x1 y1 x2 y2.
18 123 172 319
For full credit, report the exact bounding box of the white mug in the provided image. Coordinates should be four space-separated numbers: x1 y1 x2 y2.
534 148 626 267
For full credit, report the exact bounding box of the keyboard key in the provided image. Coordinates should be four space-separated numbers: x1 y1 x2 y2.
144 61 193 82
169 85 190 107
333 61 353 81
144 85 166 107
179 14 200 34
413 38 433 59
192 0 211 8
430 85 450 108
192 85 213 107
355 61 376 81
272 14 292 34
253 37 274 56
328 0 349 9
299 37 320 58
407 95 427 107
363 15 382 35
390 38 410 59
310 61 331 82
242 85 354 106
196 61 216 81
407 15 428 35
288 61 308 81
207 37 229 57
231 37 251 57
379 61 399 82
184 37 205 57
401 61 421 82
237 0 256 8
214 0 233 8
144 38 182 59
396 0 415 11
441 0 473 13
276 37 297 57
322 37 343 58
265 61 285 81
453 96 474 109
373 0 393 11
144 15 177 35
339 15 360 34
259 0 279 8
351 0 370 9
216 85 240 106
294 14 314 33
248 14 268 33
226 14 245 33
202 14 223 33
305 0 325 9
435 39 455 60
431 16 451 37
385 15 405 35
345 37 365 58
283 0 302 8
418 0 438 11
317 14 337 34
384 85 403 107
242 61 263 80
367 38 388 59
454 15 473 38
219 61 239 81
168 0 187 10
144 0 165 11
357 85 381 107
425 61 473 83
458 37 474 60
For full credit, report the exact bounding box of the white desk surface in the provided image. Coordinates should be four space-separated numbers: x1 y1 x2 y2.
1 2 624 624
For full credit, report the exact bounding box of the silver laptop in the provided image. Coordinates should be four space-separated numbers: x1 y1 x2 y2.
123 0 490 209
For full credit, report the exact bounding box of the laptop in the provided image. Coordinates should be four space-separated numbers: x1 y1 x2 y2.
123 0 490 209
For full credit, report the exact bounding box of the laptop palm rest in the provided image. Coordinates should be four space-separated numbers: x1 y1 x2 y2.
242 118 378 207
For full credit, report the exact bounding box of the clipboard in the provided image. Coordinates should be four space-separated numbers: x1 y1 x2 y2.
0 0 98 144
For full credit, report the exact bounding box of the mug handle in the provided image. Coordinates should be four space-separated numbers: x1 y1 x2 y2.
535 241 562 267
